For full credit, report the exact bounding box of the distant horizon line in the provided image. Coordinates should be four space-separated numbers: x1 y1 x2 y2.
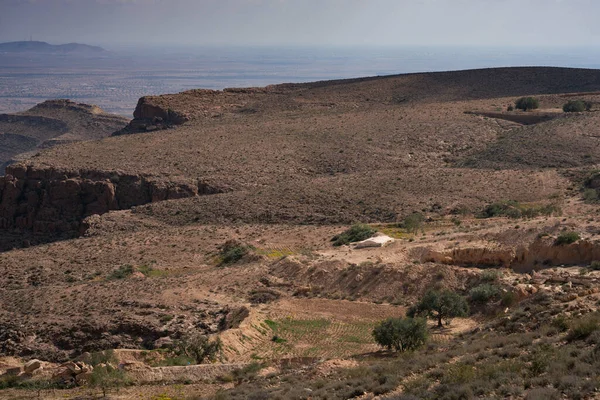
3 40 600 51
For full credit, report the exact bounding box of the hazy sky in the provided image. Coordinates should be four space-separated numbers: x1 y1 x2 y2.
1 0 599 48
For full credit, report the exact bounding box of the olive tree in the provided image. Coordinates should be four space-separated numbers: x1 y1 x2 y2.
372 317 428 352
408 290 469 328
515 97 540 111
174 333 223 364
563 100 591 113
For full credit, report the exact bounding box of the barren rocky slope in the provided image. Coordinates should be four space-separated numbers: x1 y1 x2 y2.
2 67 600 399
3 67 600 248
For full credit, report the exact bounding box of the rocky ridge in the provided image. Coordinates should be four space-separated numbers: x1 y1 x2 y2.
0 163 225 249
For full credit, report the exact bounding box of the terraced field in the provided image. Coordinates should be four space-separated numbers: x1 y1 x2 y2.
221 298 475 363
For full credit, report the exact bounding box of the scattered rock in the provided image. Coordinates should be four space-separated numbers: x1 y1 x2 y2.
130 271 146 280
53 361 94 385
24 359 42 374
154 336 174 349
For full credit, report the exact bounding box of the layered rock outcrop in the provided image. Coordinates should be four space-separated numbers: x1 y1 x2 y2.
0 163 223 243
421 238 600 272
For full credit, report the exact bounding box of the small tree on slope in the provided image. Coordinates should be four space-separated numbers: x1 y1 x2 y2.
408 290 469 328
372 317 428 352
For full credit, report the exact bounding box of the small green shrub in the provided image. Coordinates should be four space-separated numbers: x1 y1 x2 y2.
567 314 600 342
264 320 278 330
400 213 425 234
218 240 253 266
441 364 476 385
90 364 130 397
584 171 600 188
480 201 522 219
507 105 514 112
551 315 570 332
555 232 581 246
108 264 134 280
231 362 264 383
515 97 540 111
501 291 518 308
481 270 501 282
590 261 600 271
480 201 559 219
525 388 560 400
469 284 500 304
583 188 599 203
331 224 377 246
0 376 58 390
89 349 118 367
137 263 167 278
372 317 428 352
563 100 587 113
271 335 287 344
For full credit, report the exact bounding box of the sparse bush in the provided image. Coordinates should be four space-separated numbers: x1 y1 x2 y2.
218 240 253 266
567 314 600 342
563 100 587 113
525 387 560 400
137 263 167 278
480 201 559 219
555 232 580 246
584 171 600 188
515 97 540 111
520 204 560 219
469 284 500 304
583 188 599 203
551 315 570 332
372 317 428 352
90 364 129 398
248 288 281 304
408 290 469 327
331 224 377 246
271 335 286 344
157 354 195 366
481 270 501 282
108 264 134 280
590 261 600 271
173 333 223 364
507 105 514 112
231 362 264 384
480 201 522 219
400 213 425 234
440 363 475 385
0 375 57 391
89 349 118 367
501 291 518 308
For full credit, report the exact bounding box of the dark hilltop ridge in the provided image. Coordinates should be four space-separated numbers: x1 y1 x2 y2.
0 41 106 54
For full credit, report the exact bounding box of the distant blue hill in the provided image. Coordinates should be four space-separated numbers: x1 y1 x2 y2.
0 41 105 54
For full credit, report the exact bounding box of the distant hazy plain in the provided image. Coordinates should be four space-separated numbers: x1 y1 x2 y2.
1 46 599 117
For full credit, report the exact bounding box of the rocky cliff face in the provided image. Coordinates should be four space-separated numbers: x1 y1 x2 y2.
113 87 277 135
421 238 600 272
113 96 191 135
0 163 223 248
